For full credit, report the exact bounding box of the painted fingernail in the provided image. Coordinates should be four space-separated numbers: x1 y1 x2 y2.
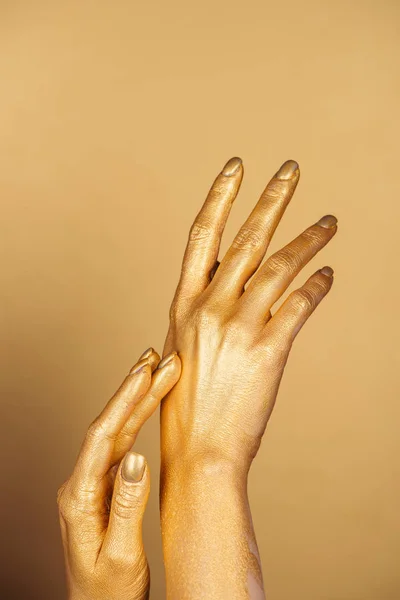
320 266 334 277
129 358 149 375
317 214 338 228
157 351 177 369
139 347 154 360
275 159 299 180
121 452 146 482
221 157 242 176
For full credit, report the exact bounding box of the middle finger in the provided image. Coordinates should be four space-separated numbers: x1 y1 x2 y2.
208 159 300 301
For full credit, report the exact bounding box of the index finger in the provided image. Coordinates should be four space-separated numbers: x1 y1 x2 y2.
172 157 243 306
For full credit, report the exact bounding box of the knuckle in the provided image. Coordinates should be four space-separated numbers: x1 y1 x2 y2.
225 314 251 341
106 546 144 573
188 220 213 243
86 418 102 439
302 227 326 246
56 482 99 523
168 290 188 320
292 287 318 312
169 293 193 324
267 246 302 275
193 305 217 328
104 544 130 567
56 481 68 505
57 494 75 522
86 418 114 442
232 226 263 251
263 341 277 360
224 318 242 342
112 487 138 519
263 339 287 363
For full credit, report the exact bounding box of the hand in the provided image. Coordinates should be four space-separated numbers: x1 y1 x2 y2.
57 347 181 600
161 157 337 474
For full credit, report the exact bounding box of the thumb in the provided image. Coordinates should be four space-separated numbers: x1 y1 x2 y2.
102 451 150 561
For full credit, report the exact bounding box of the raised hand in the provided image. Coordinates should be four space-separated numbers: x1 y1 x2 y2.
160 158 337 599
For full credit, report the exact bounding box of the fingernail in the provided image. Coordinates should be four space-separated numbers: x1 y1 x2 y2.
275 159 299 180
317 214 338 228
121 452 146 482
157 351 177 369
139 347 154 360
320 266 334 277
221 157 242 176
129 358 149 375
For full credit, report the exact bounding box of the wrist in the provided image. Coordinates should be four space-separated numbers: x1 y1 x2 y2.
160 452 249 512
161 442 251 479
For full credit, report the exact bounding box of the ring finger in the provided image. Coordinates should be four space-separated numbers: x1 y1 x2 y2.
237 214 338 322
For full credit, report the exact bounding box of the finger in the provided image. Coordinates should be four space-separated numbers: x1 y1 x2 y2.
172 157 243 305
209 159 300 300
68 354 154 501
137 346 161 371
113 351 181 459
263 266 334 346
57 350 158 546
102 452 149 561
238 215 338 322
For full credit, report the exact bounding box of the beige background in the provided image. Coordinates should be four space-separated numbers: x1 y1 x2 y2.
0 1 399 599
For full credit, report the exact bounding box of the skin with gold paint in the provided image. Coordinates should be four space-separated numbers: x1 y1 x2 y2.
160 157 338 599
57 347 181 600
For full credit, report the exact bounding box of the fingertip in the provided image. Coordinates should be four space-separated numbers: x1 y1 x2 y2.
157 351 182 378
319 265 334 278
147 351 161 372
315 267 335 292
138 347 155 361
157 350 178 369
129 358 152 376
136 347 162 372
306 266 334 288
150 352 182 393
275 159 300 181
316 214 338 229
221 156 243 177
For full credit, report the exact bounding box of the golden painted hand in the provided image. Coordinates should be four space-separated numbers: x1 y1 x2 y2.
162 158 337 472
160 158 338 599
57 347 181 600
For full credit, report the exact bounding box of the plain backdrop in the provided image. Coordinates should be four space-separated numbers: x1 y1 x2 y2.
0 1 399 599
